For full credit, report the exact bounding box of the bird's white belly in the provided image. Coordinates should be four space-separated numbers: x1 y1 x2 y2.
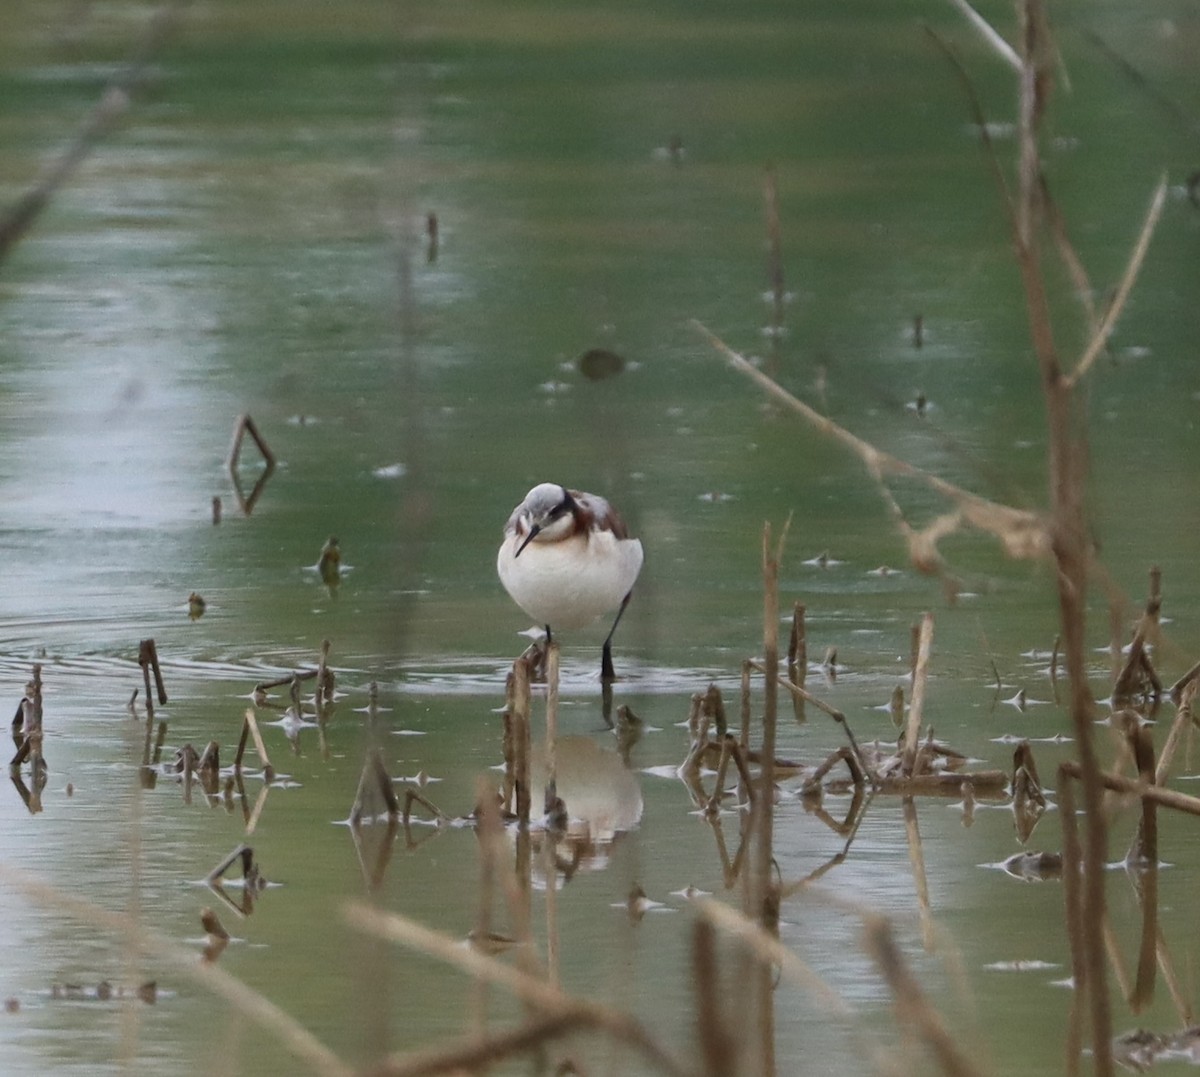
496 531 643 631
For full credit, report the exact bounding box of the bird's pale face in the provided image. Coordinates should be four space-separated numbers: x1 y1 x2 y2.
514 484 577 555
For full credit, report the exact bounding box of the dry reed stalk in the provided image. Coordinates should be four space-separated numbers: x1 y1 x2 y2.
901 798 936 953
1125 714 1159 1012
343 903 688 1077
1157 681 1197 785
1012 3 1109 1065
254 669 318 693
1131 863 1158 1013
739 659 753 750
138 638 167 706
350 749 400 826
1055 767 1085 1076
234 709 275 781
696 899 853 1019
704 737 736 816
694 323 1050 564
511 656 532 826
751 520 787 1075
0 864 351 1077
1059 761 1200 817
1169 657 1200 706
788 601 806 685
1157 923 1193 1026
747 659 870 779
692 918 735 1077
470 776 500 1037
1063 180 1167 389
800 746 866 798
363 1010 595 1077
226 413 277 473
315 639 332 709
903 614 934 777
245 782 270 836
946 0 1022 70
861 913 985 1077
400 787 444 826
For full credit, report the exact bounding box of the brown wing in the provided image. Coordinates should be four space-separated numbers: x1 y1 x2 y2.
570 489 631 540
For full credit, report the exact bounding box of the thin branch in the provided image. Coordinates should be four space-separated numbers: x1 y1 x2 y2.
1063 175 1168 388
693 322 1050 563
945 0 1022 71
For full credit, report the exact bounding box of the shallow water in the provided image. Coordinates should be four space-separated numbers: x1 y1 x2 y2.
2 1 1200 1073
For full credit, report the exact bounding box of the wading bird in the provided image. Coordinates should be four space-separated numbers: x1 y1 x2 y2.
497 483 643 681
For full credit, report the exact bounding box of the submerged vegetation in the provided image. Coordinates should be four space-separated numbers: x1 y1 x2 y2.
1 0 1198 1074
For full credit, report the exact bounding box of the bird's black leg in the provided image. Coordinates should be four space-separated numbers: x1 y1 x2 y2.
600 591 633 683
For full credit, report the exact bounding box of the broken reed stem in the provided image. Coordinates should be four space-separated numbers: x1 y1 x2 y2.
343 903 689 1077
255 669 318 693
862 913 985 1077
315 639 332 710
226 413 277 472
234 709 275 781
788 600 807 725
138 639 167 705
511 656 532 826
753 652 868 781
903 613 934 777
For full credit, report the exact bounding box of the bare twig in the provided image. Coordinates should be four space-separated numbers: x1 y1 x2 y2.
1064 177 1168 389
863 913 986 1077
945 0 1021 71
693 323 1050 564
0 1 192 264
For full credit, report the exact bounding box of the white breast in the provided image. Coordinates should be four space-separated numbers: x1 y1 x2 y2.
497 529 643 631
